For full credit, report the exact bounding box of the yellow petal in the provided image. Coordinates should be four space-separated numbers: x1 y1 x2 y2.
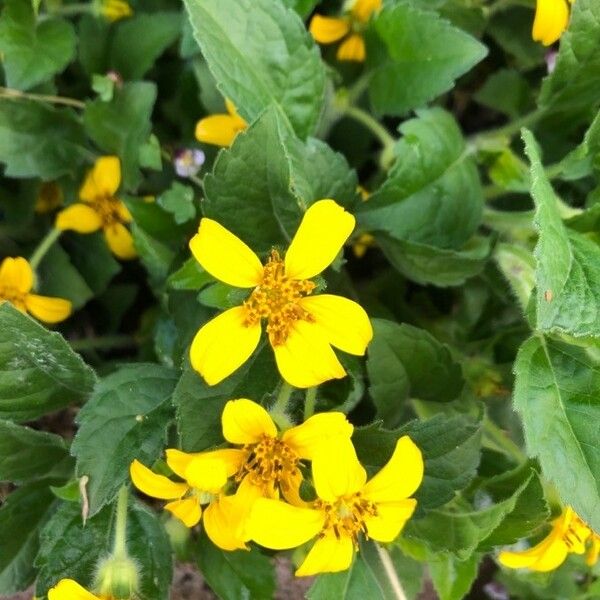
0 257 34 293
203 497 248 551
166 448 244 479
79 156 121 202
311 438 367 502
364 499 417 542
102 0 133 21
231 475 267 540
362 436 424 503
25 294 72 324
282 412 353 460
351 0 382 23
280 468 308 507
285 199 355 280
222 398 278 445
300 294 373 356
224 99 247 126
247 497 324 550
129 459 188 500
587 536 600 566
165 497 202 528
337 34 366 62
116 200 133 223
189 218 263 288
190 307 262 386
296 533 354 577
184 455 228 493
195 114 247 147
55 204 103 233
48 579 100 600
273 320 346 389
532 0 570 46
104 223 137 260
309 14 351 43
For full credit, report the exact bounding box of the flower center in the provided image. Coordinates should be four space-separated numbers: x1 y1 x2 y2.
92 196 126 227
237 434 301 493
0 287 26 311
316 493 378 546
562 514 592 552
243 250 316 346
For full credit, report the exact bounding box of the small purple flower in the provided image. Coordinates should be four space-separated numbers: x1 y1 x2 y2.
174 149 206 178
545 50 558 74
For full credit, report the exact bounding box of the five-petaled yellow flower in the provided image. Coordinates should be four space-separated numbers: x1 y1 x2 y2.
533 0 574 46
55 156 137 260
195 99 248 148
499 506 600 572
0 257 71 323
219 399 353 504
309 0 382 62
49 579 103 600
247 436 423 576
188 199 373 388
99 0 133 22
130 448 246 550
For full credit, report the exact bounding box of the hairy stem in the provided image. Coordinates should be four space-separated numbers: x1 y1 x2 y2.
0 86 85 109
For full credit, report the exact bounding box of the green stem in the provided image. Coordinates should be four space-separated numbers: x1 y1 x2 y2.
29 227 62 270
303 387 317 421
70 335 138 352
112 486 129 558
344 105 396 157
46 2 92 16
0 86 85 109
483 415 527 464
375 545 408 600
270 382 294 429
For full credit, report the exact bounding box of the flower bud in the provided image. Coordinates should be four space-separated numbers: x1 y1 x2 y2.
95 554 139 600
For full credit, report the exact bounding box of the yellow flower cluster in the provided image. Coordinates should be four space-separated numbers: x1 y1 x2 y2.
188 199 373 388
500 506 600 572
129 398 424 576
310 0 382 62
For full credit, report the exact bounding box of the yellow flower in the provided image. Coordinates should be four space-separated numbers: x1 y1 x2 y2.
35 182 63 214
352 186 375 258
219 398 353 504
0 257 71 323
195 99 248 148
247 436 423 576
532 0 574 46
48 579 102 600
188 199 373 388
309 0 382 62
499 506 600 572
100 0 133 22
55 156 137 260
130 449 247 550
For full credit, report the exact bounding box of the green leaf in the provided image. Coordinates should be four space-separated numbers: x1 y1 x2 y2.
366 319 464 427
280 0 317 18
514 335 600 532
494 243 536 312
377 234 492 287
428 553 479 600
405 472 541 559
183 0 326 138
0 482 56 594
524 129 600 338
131 225 176 287
194 531 275 600
175 349 279 452
168 258 214 291
357 109 483 250
353 414 482 511
37 244 94 310
71 364 178 516
84 82 157 190
475 69 533 119
539 0 600 111
35 499 173 600
109 12 182 80
0 99 87 179
0 0 76 90
369 5 487 115
204 106 357 254
0 303 96 422
157 182 197 225
0 420 72 484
